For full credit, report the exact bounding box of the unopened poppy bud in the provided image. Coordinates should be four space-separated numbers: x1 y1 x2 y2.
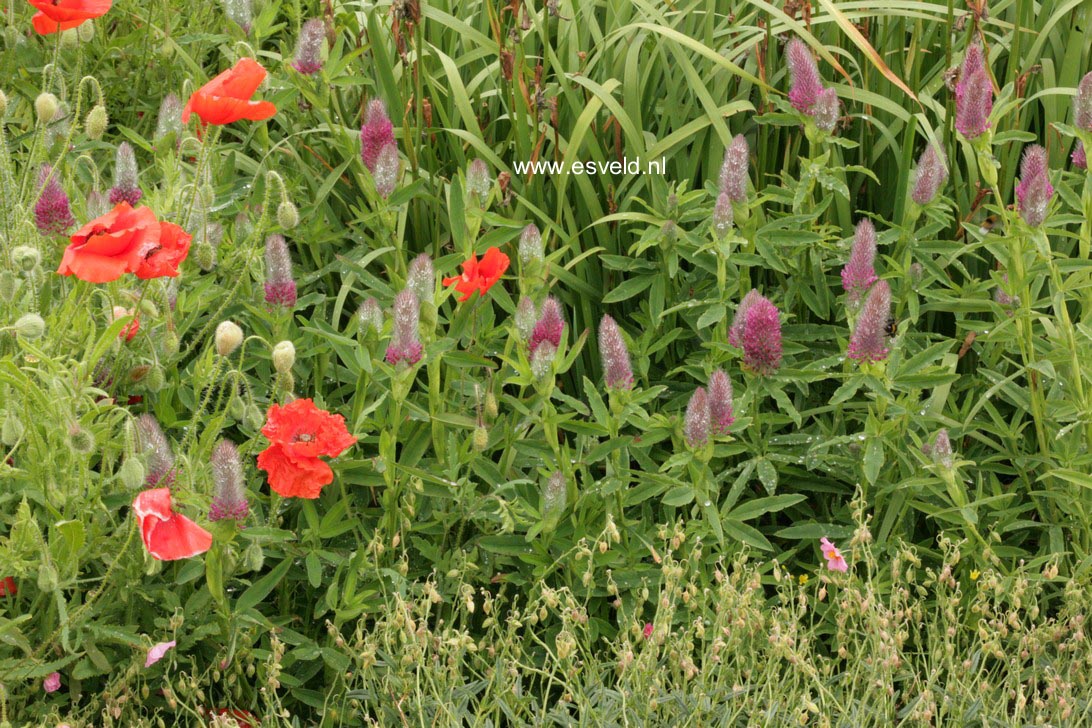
144 365 166 393
2 411 23 446
215 321 243 356
193 241 216 271
67 425 95 454
519 224 544 264
472 426 489 452
272 341 295 373
37 562 58 592
85 104 108 140
14 314 45 340
77 20 95 42
119 457 146 489
60 28 78 48
11 246 41 272
484 391 498 419
246 404 264 430
277 200 299 229
160 331 180 357
35 93 58 124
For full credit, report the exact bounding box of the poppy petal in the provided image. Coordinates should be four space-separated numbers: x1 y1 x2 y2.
144 640 176 667
143 512 213 560
257 444 333 499
132 488 173 522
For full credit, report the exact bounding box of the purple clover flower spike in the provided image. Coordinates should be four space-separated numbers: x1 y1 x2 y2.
718 134 750 202
263 234 297 308
466 159 492 198
728 289 763 349
108 142 142 206
1015 145 1053 228
812 88 840 132
707 369 734 435
223 0 252 34
847 280 892 364
515 296 537 340
292 19 326 76
911 144 948 205
373 142 399 198
598 315 634 390
955 45 992 140
136 414 176 488
712 191 734 237
530 341 557 380
34 165 75 235
357 297 383 334
86 189 110 219
155 94 183 141
994 273 1019 312
209 440 248 522
1073 143 1088 170
930 429 954 469
360 99 395 174
407 253 435 304
519 223 544 264
841 219 878 306
740 294 782 376
786 38 823 112
684 387 711 449
529 297 565 356
385 289 423 366
1074 71 1092 130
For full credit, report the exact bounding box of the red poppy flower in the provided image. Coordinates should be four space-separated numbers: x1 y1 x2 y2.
182 58 277 126
113 306 140 341
256 399 356 499
442 246 510 302
132 488 212 561
0 577 16 597
135 221 191 279
56 203 191 283
27 0 111 35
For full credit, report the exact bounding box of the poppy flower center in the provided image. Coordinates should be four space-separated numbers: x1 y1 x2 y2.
293 433 315 443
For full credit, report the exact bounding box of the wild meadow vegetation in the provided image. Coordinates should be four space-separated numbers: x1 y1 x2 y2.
2 0 1092 724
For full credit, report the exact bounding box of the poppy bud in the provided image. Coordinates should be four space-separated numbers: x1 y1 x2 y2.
144 365 166 393
60 28 78 48
77 20 95 42
67 425 95 454
277 200 299 230
243 541 265 571
0 271 16 302
272 340 295 373
14 314 45 340
160 331 180 357
35 93 58 124
2 411 23 446
85 104 108 140
11 246 41 272
246 404 264 430
193 240 216 271
215 321 243 356
119 457 146 489
37 562 58 592
472 426 489 452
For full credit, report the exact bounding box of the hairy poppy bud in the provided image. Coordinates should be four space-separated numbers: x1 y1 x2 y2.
215 321 243 356
277 200 299 230
119 457 146 489
193 241 216 271
35 93 58 124
11 246 41 272
67 425 95 454
160 331 180 357
85 104 108 140
77 20 95 42
272 340 295 373
144 365 166 393
14 314 45 340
